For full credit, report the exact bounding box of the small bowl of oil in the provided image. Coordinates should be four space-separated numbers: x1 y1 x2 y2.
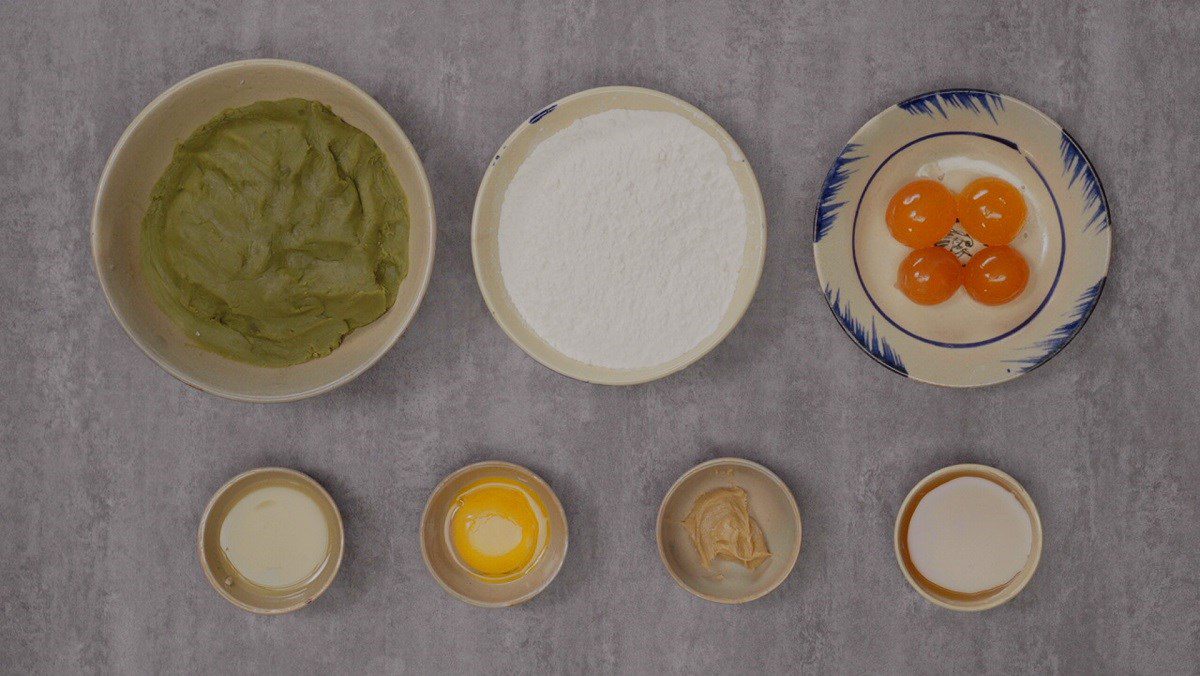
198 467 344 614
420 461 568 607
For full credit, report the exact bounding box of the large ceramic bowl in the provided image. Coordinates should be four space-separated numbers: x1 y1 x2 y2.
92 59 436 402
813 89 1111 387
472 86 766 385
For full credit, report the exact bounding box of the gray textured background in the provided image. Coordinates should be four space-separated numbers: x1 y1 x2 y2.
2 1 1198 673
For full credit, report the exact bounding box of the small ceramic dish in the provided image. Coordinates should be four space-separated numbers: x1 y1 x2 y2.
894 463 1043 611
420 461 568 607
198 467 344 615
92 59 436 402
657 458 801 604
813 89 1111 387
471 86 767 385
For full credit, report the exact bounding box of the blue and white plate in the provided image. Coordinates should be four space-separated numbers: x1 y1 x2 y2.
813 89 1111 387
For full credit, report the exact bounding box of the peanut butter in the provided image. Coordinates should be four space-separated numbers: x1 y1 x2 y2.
681 486 770 571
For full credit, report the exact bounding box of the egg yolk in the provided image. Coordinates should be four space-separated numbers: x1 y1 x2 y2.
886 179 957 248
963 245 1030 305
448 477 548 581
897 246 963 305
956 177 1027 245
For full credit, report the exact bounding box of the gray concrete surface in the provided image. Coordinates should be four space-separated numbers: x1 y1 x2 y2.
2 1 1198 673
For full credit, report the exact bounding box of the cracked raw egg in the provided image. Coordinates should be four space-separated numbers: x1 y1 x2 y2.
448 477 548 582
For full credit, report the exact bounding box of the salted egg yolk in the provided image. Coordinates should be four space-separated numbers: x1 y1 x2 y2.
963 245 1030 306
897 246 962 305
886 179 957 248
449 477 548 581
956 177 1027 245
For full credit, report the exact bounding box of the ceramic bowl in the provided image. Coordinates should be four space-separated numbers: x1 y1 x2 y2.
92 59 436 402
198 467 344 615
471 86 766 385
657 458 801 604
813 89 1111 387
894 463 1043 611
420 461 568 607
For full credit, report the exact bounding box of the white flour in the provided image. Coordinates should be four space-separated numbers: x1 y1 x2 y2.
498 109 748 369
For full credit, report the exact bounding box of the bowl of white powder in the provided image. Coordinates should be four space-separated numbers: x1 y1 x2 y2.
472 86 766 385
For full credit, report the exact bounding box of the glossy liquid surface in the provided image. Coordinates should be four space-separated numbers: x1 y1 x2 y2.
219 484 330 589
886 179 958 248
906 476 1033 594
448 477 549 581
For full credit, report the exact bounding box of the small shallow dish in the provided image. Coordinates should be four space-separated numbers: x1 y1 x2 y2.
92 59 436 402
657 458 801 604
198 467 344 615
894 463 1043 611
813 89 1111 387
420 461 568 607
472 86 767 385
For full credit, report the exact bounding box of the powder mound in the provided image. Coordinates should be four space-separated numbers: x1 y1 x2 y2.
498 109 748 370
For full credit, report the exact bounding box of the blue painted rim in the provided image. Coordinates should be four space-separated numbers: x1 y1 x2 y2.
1008 123 1112 374
897 88 1006 123
529 104 557 124
850 130 1066 349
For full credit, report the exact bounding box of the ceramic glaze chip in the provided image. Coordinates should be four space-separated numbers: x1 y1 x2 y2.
498 109 748 370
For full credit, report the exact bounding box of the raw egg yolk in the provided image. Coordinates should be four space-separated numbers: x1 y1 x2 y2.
449 477 548 581
897 246 963 305
956 177 1027 245
963 245 1030 306
886 179 957 248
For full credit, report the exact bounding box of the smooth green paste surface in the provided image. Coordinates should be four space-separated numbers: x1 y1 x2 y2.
140 99 409 366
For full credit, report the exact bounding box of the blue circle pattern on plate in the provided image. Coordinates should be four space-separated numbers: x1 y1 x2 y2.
851 130 1065 349
812 89 1111 386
